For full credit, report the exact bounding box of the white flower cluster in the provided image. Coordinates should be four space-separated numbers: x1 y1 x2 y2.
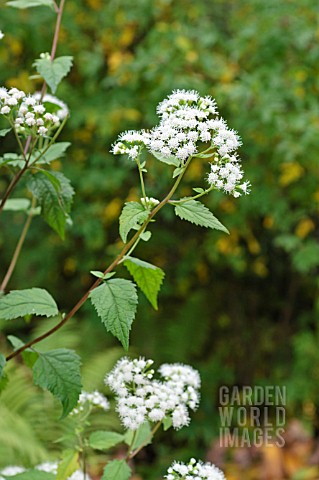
165 458 226 480
0 31 4 40
33 92 69 120
111 89 250 197
71 390 110 415
140 196 160 208
0 463 91 480
105 357 200 431
111 130 150 160
0 87 65 136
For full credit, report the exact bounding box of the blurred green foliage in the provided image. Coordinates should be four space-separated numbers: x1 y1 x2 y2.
0 0 318 477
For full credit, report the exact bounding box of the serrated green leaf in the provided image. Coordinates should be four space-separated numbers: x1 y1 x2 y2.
36 169 61 191
2 198 31 212
38 142 71 164
0 288 58 320
152 151 181 166
174 199 229 234
6 0 54 8
90 279 138 350
124 256 165 310
89 431 125 451
33 56 73 93
56 449 79 480
102 459 131 480
119 202 149 243
124 421 153 451
32 348 82 418
28 171 74 239
0 128 12 137
3 471 55 480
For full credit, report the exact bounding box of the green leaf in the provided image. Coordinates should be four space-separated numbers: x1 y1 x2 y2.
3 471 55 480
0 288 59 320
2 198 31 212
32 348 82 418
193 187 205 194
0 153 24 168
172 166 184 178
37 169 61 191
102 459 131 480
28 171 74 239
174 199 229 234
152 151 181 166
0 128 12 137
7 335 39 368
119 202 149 243
56 449 79 480
90 271 116 280
140 231 152 241
38 142 71 164
124 421 153 450
124 256 165 310
90 279 138 350
33 56 73 93
0 353 6 379
6 0 54 8
89 431 125 451
162 416 173 431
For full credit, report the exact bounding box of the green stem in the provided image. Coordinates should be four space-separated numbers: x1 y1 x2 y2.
169 185 214 204
6 155 193 361
136 156 147 200
128 421 162 460
0 198 36 293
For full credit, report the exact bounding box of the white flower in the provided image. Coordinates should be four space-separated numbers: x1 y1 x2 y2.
32 92 69 120
0 31 4 40
140 197 160 208
38 126 48 136
1 106 10 114
207 155 250 197
0 466 25 478
111 130 150 160
36 462 91 479
71 390 110 415
105 357 200 431
164 459 226 480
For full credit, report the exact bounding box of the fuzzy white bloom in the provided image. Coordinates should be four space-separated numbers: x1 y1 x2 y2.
37 462 91 479
71 390 110 415
0 31 4 40
111 130 150 160
0 466 25 478
33 92 69 120
165 458 226 480
140 196 160 208
207 155 251 197
105 357 200 431
0 86 67 138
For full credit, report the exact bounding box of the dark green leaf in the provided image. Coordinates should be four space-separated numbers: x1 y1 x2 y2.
124 421 153 451
90 279 138 350
7 335 39 368
32 348 82 418
38 142 71 164
89 431 125 451
119 202 149 243
102 459 131 480
28 171 74 239
0 353 6 380
174 199 229 234
33 56 73 93
0 287 59 320
124 256 165 310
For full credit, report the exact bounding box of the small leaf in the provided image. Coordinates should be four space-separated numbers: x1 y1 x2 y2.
90 279 138 350
89 431 125 451
28 171 74 239
124 256 165 310
119 202 149 243
0 128 12 137
140 231 152 241
32 348 82 418
34 56 73 93
162 416 173 431
174 199 229 234
56 449 79 480
6 0 54 9
38 142 71 164
172 166 184 178
90 271 116 280
0 153 24 168
2 198 31 212
152 151 181 166
102 459 131 480
124 421 153 451
0 288 59 320
3 471 55 480
193 187 205 194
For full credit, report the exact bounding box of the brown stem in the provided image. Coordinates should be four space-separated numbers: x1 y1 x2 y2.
128 421 162 460
0 163 29 214
0 199 36 293
6 157 193 362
